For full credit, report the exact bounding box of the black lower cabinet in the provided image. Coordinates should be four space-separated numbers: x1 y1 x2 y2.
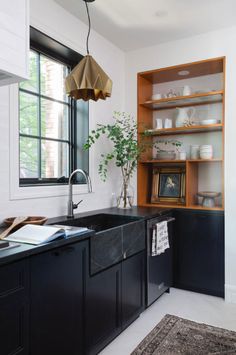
173 210 224 297
85 263 121 355
0 260 29 355
30 241 88 355
121 251 145 329
86 251 146 355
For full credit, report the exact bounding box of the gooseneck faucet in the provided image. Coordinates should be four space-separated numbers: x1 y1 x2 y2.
67 169 92 218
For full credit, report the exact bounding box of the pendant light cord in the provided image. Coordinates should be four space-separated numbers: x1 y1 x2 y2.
85 1 91 55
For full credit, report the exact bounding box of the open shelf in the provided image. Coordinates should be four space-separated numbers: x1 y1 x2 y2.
139 159 222 164
140 123 223 136
140 203 224 211
140 91 223 110
137 57 225 212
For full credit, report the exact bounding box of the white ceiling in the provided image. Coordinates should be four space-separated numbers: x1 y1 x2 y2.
55 0 236 51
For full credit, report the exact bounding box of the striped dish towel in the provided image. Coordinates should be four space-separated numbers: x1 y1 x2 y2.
151 221 169 256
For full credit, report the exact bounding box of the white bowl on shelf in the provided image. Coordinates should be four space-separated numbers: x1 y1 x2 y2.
199 119 220 125
200 153 213 159
200 145 213 159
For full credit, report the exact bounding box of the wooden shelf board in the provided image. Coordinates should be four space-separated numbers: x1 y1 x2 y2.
140 91 223 110
187 159 222 163
139 159 222 164
187 205 224 211
138 57 224 84
140 159 185 163
139 203 224 211
140 123 223 136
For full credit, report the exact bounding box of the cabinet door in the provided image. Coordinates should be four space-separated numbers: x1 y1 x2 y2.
121 251 145 329
0 260 29 355
174 210 224 297
30 241 88 355
85 264 121 355
0 0 29 85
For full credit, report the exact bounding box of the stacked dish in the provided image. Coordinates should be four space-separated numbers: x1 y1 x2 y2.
200 145 213 159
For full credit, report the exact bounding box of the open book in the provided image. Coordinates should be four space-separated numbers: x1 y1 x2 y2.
4 224 88 245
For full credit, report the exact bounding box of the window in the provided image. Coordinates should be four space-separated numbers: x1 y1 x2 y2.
19 28 89 186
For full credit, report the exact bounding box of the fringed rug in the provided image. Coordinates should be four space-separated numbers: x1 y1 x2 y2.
131 314 236 354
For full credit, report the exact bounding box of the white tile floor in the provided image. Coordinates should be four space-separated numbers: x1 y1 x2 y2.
100 288 236 355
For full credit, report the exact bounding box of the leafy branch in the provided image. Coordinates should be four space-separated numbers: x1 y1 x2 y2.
84 111 145 182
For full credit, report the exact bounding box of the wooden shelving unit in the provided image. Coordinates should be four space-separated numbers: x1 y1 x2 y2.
137 57 225 211
141 90 223 110
140 203 224 211
140 123 223 136
140 159 222 164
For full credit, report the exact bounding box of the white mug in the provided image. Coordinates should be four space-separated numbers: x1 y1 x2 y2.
179 151 187 160
152 93 162 100
164 118 172 129
182 85 191 96
156 118 163 129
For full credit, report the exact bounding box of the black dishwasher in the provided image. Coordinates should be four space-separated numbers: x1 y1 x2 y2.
146 214 174 306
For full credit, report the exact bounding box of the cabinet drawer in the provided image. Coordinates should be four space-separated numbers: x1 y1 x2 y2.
0 260 29 299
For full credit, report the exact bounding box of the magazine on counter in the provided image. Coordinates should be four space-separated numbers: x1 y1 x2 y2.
4 224 88 245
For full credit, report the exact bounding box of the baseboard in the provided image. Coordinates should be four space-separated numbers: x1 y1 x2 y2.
225 284 236 303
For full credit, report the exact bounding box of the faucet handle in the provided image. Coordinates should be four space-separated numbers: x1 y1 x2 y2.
73 200 83 210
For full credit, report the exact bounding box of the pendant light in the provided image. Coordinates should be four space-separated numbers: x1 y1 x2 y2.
65 0 113 101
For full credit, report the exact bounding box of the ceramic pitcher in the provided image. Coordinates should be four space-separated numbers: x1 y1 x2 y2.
175 107 196 127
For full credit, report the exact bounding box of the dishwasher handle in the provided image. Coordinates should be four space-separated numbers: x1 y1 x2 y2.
150 217 175 229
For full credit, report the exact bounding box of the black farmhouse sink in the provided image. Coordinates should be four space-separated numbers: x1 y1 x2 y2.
55 213 145 275
56 213 141 233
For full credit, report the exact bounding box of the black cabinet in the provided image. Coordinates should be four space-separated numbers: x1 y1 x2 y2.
86 251 146 355
173 210 224 297
30 241 88 355
0 260 29 355
85 263 121 355
121 251 145 329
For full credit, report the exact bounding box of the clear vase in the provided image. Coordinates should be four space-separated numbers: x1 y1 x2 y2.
117 180 134 209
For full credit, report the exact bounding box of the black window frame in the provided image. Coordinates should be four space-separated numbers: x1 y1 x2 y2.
19 27 88 186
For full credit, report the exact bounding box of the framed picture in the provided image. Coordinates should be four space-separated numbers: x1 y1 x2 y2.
151 167 186 205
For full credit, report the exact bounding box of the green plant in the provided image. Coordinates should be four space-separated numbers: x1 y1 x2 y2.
84 111 144 183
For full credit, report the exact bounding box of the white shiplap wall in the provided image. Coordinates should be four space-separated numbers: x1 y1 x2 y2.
0 0 125 220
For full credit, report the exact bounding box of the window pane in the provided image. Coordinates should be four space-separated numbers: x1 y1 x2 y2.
41 140 69 178
40 55 69 102
20 137 39 178
41 99 69 140
19 92 39 136
20 50 39 93
76 100 89 173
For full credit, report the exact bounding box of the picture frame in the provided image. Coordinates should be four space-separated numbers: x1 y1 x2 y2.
151 167 186 205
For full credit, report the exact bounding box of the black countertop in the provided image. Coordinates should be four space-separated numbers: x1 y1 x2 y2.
0 206 172 266
47 206 172 224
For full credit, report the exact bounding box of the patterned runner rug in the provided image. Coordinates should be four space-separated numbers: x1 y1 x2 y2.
131 314 236 354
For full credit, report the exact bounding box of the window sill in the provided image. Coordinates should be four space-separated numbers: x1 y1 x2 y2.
10 183 90 201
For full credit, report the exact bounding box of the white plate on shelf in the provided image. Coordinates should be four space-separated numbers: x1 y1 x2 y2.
199 119 221 125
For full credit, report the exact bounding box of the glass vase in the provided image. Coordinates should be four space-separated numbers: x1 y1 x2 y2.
117 180 134 209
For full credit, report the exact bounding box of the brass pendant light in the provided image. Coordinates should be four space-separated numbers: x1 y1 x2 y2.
65 0 113 101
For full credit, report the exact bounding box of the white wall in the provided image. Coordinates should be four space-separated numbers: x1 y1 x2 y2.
125 26 236 302
0 0 125 221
